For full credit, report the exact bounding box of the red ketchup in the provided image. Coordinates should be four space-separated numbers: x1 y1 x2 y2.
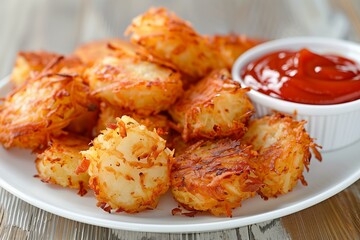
241 48 360 104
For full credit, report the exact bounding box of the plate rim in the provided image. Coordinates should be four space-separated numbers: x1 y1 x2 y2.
0 159 359 233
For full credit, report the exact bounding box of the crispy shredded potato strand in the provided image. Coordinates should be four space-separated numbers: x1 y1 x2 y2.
171 138 261 217
169 69 254 141
65 108 99 138
74 38 137 66
10 51 61 86
0 74 94 149
11 51 86 87
95 102 172 141
126 7 227 79
35 134 91 196
85 51 183 115
55 55 86 76
242 113 320 199
166 133 193 157
206 34 263 69
81 116 174 213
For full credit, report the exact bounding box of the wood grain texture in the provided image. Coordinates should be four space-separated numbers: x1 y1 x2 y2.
282 180 360 240
249 219 290 240
0 0 359 239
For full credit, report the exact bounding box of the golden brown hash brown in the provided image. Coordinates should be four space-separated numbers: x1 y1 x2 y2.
206 34 263 69
35 134 91 196
0 74 96 149
242 113 321 199
81 116 174 213
85 49 183 115
169 69 254 141
126 7 227 79
171 138 261 217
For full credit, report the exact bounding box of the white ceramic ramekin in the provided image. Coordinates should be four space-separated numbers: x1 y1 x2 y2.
232 37 360 151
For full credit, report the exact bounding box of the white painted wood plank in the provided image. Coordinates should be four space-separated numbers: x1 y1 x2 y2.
0 0 34 78
248 219 290 240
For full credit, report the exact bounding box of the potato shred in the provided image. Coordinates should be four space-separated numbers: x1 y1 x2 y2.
0 7 321 217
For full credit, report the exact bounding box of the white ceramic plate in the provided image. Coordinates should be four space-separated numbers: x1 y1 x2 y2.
0 77 359 233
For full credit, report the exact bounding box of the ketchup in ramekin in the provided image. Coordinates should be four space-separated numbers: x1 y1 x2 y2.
241 48 360 104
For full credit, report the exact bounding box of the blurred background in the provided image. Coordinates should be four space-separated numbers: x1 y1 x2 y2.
0 0 359 79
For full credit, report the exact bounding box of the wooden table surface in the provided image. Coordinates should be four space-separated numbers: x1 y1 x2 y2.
0 0 359 239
